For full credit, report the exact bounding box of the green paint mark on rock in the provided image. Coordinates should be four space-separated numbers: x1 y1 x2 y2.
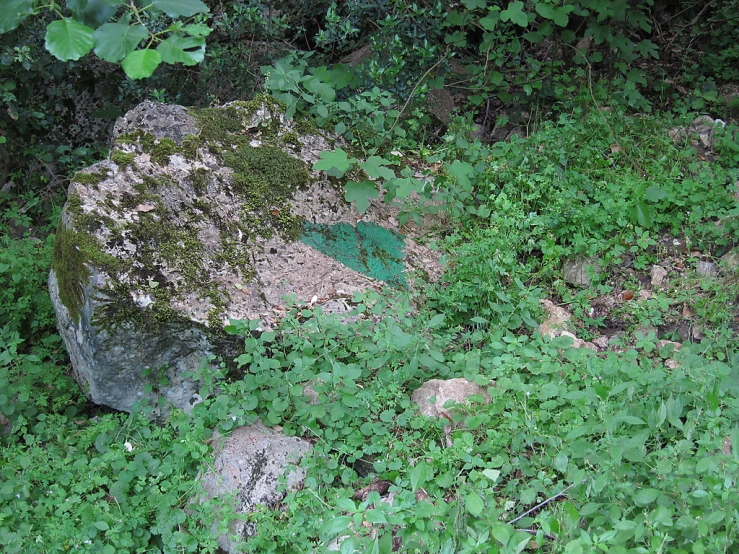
301 221 407 287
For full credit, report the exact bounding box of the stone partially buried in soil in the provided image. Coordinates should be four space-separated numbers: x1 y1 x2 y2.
48 96 440 414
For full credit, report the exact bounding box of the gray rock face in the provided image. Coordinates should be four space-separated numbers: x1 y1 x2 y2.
49 96 439 413
412 378 491 418
199 422 312 552
564 257 600 288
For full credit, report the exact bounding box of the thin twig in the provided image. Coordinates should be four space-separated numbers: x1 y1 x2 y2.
506 479 586 525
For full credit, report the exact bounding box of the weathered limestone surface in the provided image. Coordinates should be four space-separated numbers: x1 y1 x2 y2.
412 378 491 418
49 97 439 413
198 422 312 552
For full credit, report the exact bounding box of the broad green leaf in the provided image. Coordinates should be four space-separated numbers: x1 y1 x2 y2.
482 468 501 482
45 18 95 61
345 180 379 213
304 76 336 103
644 185 667 202
448 160 476 188
360 156 396 180
535 3 573 26
410 461 432 491
630 200 653 228
427 313 445 328
93 22 148 62
93 520 109 530
67 0 117 28
465 491 484 516
183 23 211 37
501 1 529 27
0 0 34 33
633 488 661 506
313 148 356 178
491 522 512 545
393 177 419 198
121 49 162 79
150 0 209 18
462 0 486 9
322 515 351 536
156 34 205 66
479 8 501 31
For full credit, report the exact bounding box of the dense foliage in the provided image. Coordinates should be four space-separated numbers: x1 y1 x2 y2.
1 1 739 552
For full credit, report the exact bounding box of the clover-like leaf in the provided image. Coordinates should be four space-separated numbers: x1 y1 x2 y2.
501 1 529 27
156 34 205 66
0 0 34 33
93 22 148 62
45 18 95 61
121 49 162 79
345 180 379 213
150 0 209 18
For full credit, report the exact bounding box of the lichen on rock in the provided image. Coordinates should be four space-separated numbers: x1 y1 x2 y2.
49 95 440 414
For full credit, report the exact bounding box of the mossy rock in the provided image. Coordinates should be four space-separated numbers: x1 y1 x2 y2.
49 95 439 414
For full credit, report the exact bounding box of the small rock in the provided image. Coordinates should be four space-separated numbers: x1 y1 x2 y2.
665 359 680 370
538 299 572 338
564 257 600 288
656 340 682 353
198 422 312 553
696 260 718 277
721 248 739 272
559 331 597 351
412 378 491 418
650 265 668 286
592 336 610 350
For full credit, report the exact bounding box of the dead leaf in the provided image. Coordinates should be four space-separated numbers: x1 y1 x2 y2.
724 437 732 455
682 304 692 318
135 204 156 212
610 144 622 153
138 153 151 162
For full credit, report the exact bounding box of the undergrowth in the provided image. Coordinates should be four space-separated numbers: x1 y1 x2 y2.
2 103 738 553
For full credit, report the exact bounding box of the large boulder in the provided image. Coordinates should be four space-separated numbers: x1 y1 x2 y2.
49 96 438 413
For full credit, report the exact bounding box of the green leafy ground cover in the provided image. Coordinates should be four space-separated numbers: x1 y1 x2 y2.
1 100 738 553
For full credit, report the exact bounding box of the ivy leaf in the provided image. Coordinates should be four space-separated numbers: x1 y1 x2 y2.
0 0 35 33
93 22 148 62
501 1 529 27
150 0 209 18
121 49 162 79
479 8 501 31
156 34 205 66
360 157 396 181
312 148 356 178
345 180 379 213
45 19 95 61
535 3 573 26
